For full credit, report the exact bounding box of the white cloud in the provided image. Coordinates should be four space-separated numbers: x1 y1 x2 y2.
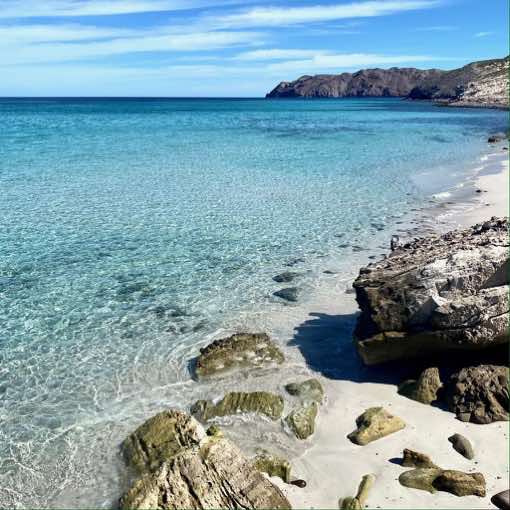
234 49 327 61
415 25 457 31
474 31 494 38
0 0 245 18
214 1 440 28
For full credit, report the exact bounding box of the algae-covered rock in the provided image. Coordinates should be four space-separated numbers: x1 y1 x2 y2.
398 367 442 405
339 474 376 509
121 409 205 474
254 450 292 483
448 433 474 460
191 391 284 421
399 468 486 497
120 426 291 509
347 407 405 445
402 448 439 469
285 378 324 403
285 401 318 439
194 333 284 380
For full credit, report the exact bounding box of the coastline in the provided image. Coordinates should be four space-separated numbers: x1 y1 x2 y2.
229 143 509 509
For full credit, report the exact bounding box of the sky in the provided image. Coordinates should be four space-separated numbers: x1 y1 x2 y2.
0 0 508 96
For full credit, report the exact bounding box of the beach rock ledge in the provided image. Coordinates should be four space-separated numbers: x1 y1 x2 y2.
353 217 509 365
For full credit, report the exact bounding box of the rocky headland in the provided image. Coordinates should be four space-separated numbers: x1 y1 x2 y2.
266 56 509 108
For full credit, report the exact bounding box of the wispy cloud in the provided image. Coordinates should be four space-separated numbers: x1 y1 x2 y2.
415 25 457 31
0 0 248 18
474 31 494 38
234 48 326 61
213 1 440 28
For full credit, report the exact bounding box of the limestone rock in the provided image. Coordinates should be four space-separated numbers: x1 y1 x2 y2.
285 402 319 440
448 433 474 460
120 419 291 510
191 392 284 422
121 410 205 474
285 378 324 404
398 367 442 405
402 448 439 469
353 217 509 365
399 468 486 497
347 407 405 446
254 450 291 483
447 365 509 424
492 490 510 510
194 333 284 380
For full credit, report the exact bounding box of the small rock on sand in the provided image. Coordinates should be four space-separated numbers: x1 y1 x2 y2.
402 448 439 469
448 433 474 460
347 407 405 446
491 490 510 510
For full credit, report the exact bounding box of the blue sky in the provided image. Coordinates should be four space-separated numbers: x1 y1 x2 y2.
1 0 508 96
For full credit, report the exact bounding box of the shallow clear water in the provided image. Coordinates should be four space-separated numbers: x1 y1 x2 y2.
0 98 506 507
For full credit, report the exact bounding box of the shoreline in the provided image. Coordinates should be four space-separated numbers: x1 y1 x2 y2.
233 143 509 509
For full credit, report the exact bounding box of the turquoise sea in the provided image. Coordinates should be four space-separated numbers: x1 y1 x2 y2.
0 98 507 508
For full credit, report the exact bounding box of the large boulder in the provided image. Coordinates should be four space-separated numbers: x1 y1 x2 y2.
191 391 284 421
447 365 509 424
194 333 284 380
347 407 405 445
120 411 291 510
353 218 509 365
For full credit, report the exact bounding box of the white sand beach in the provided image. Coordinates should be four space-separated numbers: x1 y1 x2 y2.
261 146 510 509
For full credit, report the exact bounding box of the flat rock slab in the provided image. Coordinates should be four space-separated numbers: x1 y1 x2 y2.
191 391 284 421
353 217 509 365
194 333 284 380
120 414 291 510
348 407 405 445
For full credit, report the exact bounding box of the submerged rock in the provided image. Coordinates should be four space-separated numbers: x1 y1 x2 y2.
253 450 292 483
273 271 300 283
402 448 439 469
399 468 486 497
353 217 509 365
191 391 284 421
447 365 509 424
285 378 324 404
448 433 475 460
285 401 319 440
119 410 291 510
194 333 284 380
121 410 205 474
398 367 442 405
347 407 405 446
273 287 299 302
339 474 376 510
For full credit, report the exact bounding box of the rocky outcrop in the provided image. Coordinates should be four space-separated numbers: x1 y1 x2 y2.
353 217 509 365
194 333 284 380
347 407 405 445
191 391 284 421
448 434 474 460
447 365 509 424
399 468 486 497
120 410 291 510
398 367 442 405
339 474 376 510
267 56 509 108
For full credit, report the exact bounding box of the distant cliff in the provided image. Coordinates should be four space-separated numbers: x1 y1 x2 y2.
266 56 509 108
